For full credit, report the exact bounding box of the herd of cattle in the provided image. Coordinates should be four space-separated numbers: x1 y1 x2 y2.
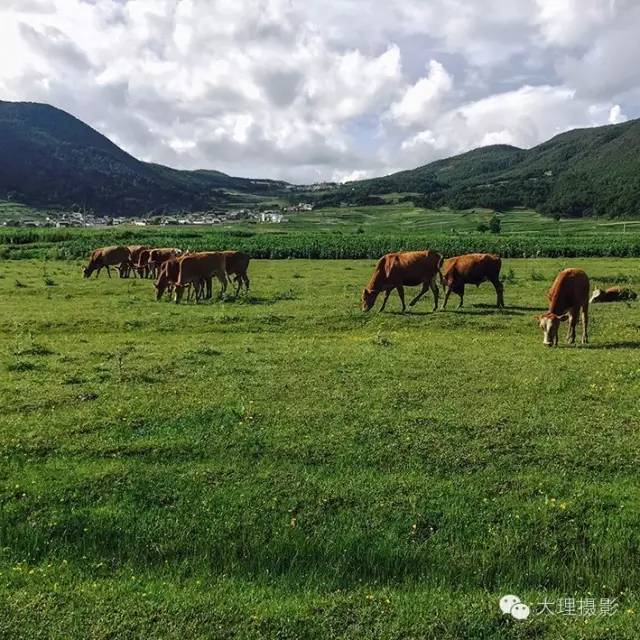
83 246 636 347
83 245 250 301
360 250 636 347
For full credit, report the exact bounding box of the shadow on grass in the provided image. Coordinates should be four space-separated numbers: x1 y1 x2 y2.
473 303 547 312
440 308 525 317
223 293 297 306
385 309 438 316
585 341 640 350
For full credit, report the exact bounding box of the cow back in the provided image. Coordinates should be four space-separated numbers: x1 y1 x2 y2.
548 269 589 314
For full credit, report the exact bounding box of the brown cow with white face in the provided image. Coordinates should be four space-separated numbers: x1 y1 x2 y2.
537 268 589 347
590 287 637 303
440 253 504 309
361 250 442 313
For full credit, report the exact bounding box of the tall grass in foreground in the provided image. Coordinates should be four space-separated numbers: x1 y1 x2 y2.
1 257 640 638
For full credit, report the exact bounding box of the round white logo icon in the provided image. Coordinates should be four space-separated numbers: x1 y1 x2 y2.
499 595 530 620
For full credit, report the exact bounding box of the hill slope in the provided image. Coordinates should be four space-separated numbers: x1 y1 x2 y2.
345 119 640 217
3 100 640 218
0 101 288 215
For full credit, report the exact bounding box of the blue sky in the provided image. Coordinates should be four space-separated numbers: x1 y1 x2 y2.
1 0 638 183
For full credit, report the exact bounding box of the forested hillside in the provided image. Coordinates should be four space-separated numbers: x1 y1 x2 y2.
0 101 288 215
338 119 640 217
3 99 640 218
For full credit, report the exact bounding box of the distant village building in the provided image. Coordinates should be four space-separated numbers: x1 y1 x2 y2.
260 211 286 223
284 202 314 212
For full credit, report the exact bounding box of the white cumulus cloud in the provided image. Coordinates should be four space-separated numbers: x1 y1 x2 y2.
0 0 639 182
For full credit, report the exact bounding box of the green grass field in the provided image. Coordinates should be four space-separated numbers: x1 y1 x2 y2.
1 257 640 638
7 197 640 236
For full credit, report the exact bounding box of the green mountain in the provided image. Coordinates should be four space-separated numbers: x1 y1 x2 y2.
343 119 640 217
3 99 640 218
0 100 288 215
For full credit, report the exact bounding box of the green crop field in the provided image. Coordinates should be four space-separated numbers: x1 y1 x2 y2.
3 225 640 261
1 255 640 638
282 204 640 235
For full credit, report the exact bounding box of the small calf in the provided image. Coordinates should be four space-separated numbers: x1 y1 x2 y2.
590 287 637 303
537 268 589 347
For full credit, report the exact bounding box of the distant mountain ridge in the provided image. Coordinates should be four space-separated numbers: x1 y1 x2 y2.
343 119 640 217
2 99 640 217
0 100 289 215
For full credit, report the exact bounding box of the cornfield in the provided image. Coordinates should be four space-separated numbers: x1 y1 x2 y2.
2 227 640 259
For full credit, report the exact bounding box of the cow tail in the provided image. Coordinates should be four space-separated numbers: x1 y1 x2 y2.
436 256 445 286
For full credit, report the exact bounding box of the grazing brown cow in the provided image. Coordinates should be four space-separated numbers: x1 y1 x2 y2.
148 248 182 278
174 252 227 304
361 250 442 312
590 287 637 303
154 256 205 302
154 257 182 300
537 268 589 347
135 248 152 278
222 251 250 297
83 246 131 278
123 245 151 278
441 253 504 309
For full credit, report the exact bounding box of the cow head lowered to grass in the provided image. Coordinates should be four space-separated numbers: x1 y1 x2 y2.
535 268 589 347
537 312 570 347
361 287 379 312
361 250 442 313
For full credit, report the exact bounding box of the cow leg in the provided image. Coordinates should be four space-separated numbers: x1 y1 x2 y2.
492 278 505 308
175 285 185 304
430 278 439 311
396 285 406 312
443 286 452 309
244 274 250 293
409 283 429 307
457 284 465 308
106 265 112 279
581 304 589 344
217 272 228 299
379 290 392 312
567 308 579 344
234 275 242 298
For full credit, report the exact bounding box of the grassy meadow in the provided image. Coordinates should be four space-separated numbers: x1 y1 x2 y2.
1 255 640 638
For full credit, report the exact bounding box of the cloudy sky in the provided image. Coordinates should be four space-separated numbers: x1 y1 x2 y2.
1 0 639 183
